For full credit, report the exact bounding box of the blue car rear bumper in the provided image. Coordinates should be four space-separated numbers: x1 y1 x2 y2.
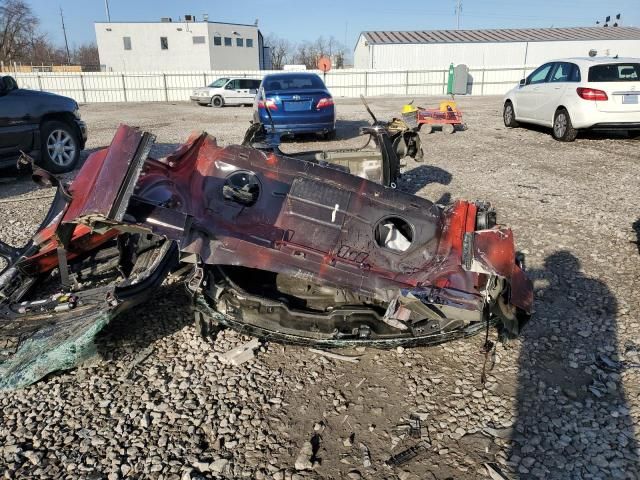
255 108 335 135
268 121 335 135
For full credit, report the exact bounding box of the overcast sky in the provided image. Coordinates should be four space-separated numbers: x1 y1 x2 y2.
28 0 640 50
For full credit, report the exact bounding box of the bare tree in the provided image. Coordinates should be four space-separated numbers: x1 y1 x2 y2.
72 42 99 66
265 34 292 70
0 0 41 64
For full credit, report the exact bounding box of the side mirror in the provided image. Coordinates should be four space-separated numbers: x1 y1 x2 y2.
0 75 17 95
519 78 526 87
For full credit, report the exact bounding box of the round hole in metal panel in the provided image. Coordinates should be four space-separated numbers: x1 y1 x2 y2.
223 171 260 206
374 216 413 252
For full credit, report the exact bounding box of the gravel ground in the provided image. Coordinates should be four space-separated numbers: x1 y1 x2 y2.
1 96 639 480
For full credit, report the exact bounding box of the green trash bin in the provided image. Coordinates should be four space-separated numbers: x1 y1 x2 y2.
446 63 455 95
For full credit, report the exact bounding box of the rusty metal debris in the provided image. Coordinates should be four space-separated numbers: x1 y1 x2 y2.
385 440 429 467
0 123 533 389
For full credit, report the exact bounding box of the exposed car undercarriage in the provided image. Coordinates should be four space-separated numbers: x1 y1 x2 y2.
0 122 532 390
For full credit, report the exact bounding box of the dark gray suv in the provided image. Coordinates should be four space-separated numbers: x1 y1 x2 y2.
0 75 87 173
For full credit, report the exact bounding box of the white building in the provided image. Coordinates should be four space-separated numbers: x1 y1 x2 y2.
354 27 640 70
95 17 266 71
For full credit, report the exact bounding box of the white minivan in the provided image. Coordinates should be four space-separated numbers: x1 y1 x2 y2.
503 57 640 141
190 77 262 107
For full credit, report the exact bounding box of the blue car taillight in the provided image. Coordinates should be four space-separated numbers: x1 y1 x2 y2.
258 98 278 110
316 97 334 110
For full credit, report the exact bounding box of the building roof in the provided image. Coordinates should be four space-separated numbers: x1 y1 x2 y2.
361 27 640 45
95 20 258 28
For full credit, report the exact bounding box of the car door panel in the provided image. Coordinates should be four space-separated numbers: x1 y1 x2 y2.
535 62 574 125
0 91 36 158
223 80 242 105
515 63 554 123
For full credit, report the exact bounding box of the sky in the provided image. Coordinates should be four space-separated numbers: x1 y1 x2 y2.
28 0 640 51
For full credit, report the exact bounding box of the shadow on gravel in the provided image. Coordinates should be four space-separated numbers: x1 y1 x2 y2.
95 284 194 363
397 164 453 195
279 119 370 143
517 123 637 141
510 251 638 478
633 219 640 255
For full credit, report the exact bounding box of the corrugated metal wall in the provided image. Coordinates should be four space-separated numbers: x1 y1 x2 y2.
355 39 640 70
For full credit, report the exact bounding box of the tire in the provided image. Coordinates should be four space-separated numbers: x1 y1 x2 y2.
39 120 80 173
442 124 455 134
503 101 519 128
552 108 578 142
323 130 337 140
211 96 224 108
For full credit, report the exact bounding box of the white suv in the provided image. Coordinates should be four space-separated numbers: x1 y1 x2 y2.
190 77 261 107
503 57 640 141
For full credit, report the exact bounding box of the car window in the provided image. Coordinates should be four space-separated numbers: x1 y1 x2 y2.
550 63 572 83
225 80 240 89
263 74 325 91
252 80 261 89
588 63 640 82
568 63 581 82
527 63 554 85
208 78 229 88
239 80 254 89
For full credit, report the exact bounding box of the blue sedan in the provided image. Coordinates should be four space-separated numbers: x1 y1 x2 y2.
253 73 336 139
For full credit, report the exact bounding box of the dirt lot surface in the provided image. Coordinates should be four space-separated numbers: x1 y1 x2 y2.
1 96 639 480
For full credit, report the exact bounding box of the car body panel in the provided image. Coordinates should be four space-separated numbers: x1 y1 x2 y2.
0 125 533 389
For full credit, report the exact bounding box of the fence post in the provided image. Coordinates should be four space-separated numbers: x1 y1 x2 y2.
480 69 485 96
80 73 87 103
121 74 127 102
163 73 168 102
405 70 409 96
364 71 368 97
203 72 207 86
37 74 42 91
442 70 447 95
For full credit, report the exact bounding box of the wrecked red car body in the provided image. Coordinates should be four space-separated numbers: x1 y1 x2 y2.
0 125 532 389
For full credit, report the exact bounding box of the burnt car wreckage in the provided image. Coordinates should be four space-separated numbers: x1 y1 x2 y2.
0 119 532 389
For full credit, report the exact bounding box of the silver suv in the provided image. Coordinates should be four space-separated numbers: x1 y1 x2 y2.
190 77 262 107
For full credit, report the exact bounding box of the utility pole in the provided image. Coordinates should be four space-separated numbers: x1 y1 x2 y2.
104 0 111 22
60 7 71 64
455 0 463 29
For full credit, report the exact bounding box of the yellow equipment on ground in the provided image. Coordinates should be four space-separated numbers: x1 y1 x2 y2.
439 100 458 112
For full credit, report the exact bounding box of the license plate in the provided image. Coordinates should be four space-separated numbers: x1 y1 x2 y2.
284 101 311 112
622 94 638 104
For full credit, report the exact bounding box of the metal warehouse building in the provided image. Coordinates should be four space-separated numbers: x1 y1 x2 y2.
354 27 640 70
95 17 267 72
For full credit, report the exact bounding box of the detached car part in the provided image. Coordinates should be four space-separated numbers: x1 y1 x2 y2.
0 125 532 389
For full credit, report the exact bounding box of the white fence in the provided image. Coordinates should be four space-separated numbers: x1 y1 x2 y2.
12 66 537 103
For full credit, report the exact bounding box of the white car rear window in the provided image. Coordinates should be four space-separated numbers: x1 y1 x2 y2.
588 63 640 82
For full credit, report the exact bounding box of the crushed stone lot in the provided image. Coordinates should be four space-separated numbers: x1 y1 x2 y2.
1 96 640 480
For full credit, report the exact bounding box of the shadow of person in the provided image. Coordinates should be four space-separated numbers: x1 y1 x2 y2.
397 164 452 195
510 251 639 478
95 284 194 363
